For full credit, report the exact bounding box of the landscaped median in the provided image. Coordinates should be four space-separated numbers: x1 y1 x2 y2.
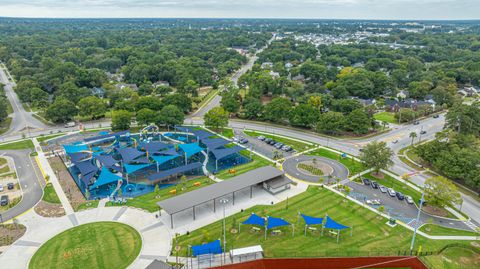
309 147 365 176
0 139 34 150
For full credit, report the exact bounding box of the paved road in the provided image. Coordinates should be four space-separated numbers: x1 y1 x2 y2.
283 155 349 184
0 64 48 137
1 150 43 222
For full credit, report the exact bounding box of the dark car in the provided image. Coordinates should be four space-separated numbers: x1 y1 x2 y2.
371 181 379 189
239 138 249 144
413 121 420 125
268 140 277 145
264 138 272 143
7 183 14 190
396 192 405 200
433 114 440 118
282 145 293 152
0 195 8 206
362 178 371 185
274 142 284 149
420 130 427 135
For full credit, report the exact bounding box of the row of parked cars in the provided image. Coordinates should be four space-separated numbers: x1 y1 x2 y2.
256 136 293 152
0 183 15 192
362 178 415 205
0 183 14 206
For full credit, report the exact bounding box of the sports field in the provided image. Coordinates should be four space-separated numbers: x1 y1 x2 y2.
29 222 142 269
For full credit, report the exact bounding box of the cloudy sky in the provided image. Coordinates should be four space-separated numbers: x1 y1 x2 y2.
0 0 478 20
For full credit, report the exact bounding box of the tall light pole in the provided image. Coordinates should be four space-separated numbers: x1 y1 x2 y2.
410 186 426 254
219 198 229 265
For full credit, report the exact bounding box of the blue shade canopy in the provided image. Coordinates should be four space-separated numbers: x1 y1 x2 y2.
130 156 151 164
140 141 170 153
242 213 265 227
151 155 179 166
179 143 204 158
191 129 214 140
210 146 243 160
267 216 291 230
117 147 145 164
158 148 180 156
191 240 222 256
174 126 191 132
301 214 324 225
90 167 122 189
68 152 91 163
64 144 89 154
74 160 99 176
147 162 202 181
84 130 129 142
96 154 119 167
80 171 96 188
324 216 349 230
201 138 230 149
124 163 152 174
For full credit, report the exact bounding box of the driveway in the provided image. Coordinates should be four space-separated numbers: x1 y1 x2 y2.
0 150 43 222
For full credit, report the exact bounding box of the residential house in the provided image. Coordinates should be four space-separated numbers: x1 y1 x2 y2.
269 70 280 79
261 62 274 69
152 81 170 88
115 83 138 91
396 90 409 99
90 87 106 98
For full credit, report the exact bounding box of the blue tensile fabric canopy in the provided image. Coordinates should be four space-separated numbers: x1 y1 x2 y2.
201 138 230 149
84 130 129 142
301 214 324 225
80 171 96 188
96 154 119 167
191 240 222 256
242 213 265 226
179 143 204 158
68 152 91 163
140 141 170 153
158 148 179 156
74 160 99 176
174 126 191 132
210 146 243 160
117 147 145 164
191 129 214 140
64 144 89 154
130 156 151 164
151 155 179 166
90 167 122 189
147 162 202 181
267 216 291 230
324 216 349 230
124 163 152 174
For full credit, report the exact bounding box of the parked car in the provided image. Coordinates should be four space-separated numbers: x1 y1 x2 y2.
379 185 388 193
359 148 365 152
392 140 398 144
396 192 405 200
274 142 284 149
64 121 76 128
264 138 272 143
371 181 379 189
406 196 414 204
413 121 420 125
232 136 239 142
257 136 265 141
433 114 440 118
387 188 396 197
0 184 3 192
282 145 293 152
0 195 8 206
268 140 277 145
420 130 427 135
7 183 14 190
362 178 371 185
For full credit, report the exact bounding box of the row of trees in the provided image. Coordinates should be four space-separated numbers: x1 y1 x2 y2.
0 83 8 123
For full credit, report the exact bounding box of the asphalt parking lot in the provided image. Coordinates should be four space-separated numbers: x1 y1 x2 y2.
234 129 294 159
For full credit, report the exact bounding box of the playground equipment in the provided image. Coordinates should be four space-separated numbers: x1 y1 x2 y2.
141 124 161 141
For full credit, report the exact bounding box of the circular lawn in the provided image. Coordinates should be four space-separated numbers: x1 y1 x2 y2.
29 222 142 269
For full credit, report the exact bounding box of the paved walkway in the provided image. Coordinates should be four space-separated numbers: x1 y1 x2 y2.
32 138 74 214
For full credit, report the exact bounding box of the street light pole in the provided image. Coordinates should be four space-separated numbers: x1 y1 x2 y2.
410 187 426 254
219 198 229 265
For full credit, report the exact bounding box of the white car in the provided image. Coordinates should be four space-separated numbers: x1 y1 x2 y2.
387 188 396 197
406 196 414 204
0 184 3 192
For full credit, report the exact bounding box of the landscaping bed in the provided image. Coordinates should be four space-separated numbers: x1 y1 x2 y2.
309 148 364 176
34 201 66 217
0 223 26 247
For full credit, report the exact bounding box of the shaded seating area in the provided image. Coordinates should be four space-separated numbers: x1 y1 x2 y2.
323 216 351 243
210 146 244 171
239 213 294 239
265 216 294 239
147 162 203 184
300 214 352 243
240 213 265 233
151 155 181 172
90 167 123 190
201 138 230 150
191 239 223 257
301 214 323 235
178 143 204 163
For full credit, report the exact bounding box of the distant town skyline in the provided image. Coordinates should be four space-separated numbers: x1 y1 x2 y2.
0 0 479 20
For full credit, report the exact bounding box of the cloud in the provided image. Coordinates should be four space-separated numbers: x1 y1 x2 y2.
0 0 478 19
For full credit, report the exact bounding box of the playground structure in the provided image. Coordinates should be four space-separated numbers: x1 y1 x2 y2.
60 125 250 200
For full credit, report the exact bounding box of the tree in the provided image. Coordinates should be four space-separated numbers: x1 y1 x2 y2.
179 79 199 96
161 93 192 113
55 81 90 103
409 132 417 146
316 111 345 135
28 87 49 108
78 96 107 119
45 98 78 123
288 104 319 128
0 97 8 122
220 90 241 115
204 107 228 130
157 105 185 129
136 108 157 126
360 141 394 175
135 96 163 112
111 110 132 131
263 97 291 123
346 108 371 134
424 176 462 207
243 98 263 119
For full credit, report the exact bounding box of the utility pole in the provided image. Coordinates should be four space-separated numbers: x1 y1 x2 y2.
410 188 426 254
220 198 229 265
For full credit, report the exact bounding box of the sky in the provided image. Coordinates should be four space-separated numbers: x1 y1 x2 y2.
0 0 479 20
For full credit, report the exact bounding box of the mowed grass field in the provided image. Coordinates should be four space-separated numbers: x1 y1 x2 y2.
374 112 397 124
175 187 476 258
29 222 142 269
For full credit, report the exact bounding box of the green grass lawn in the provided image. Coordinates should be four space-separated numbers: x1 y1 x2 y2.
362 172 422 206
0 157 7 166
29 222 141 269
309 148 365 176
37 133 66 143
419 224 479 237
0 117 12 135
243 130 315 152
374 112 397 124
220 128 234 138
175 187 476 259
0 165 10 174
42 183 61 204
422 246 480 269
215 150 273 180
106 177 215 212
0 139 34 150
75 200 99 212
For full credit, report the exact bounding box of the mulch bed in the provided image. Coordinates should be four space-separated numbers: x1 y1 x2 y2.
34 200 66 217
49 156 87 210
422 205 449 218
0 224 26 247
